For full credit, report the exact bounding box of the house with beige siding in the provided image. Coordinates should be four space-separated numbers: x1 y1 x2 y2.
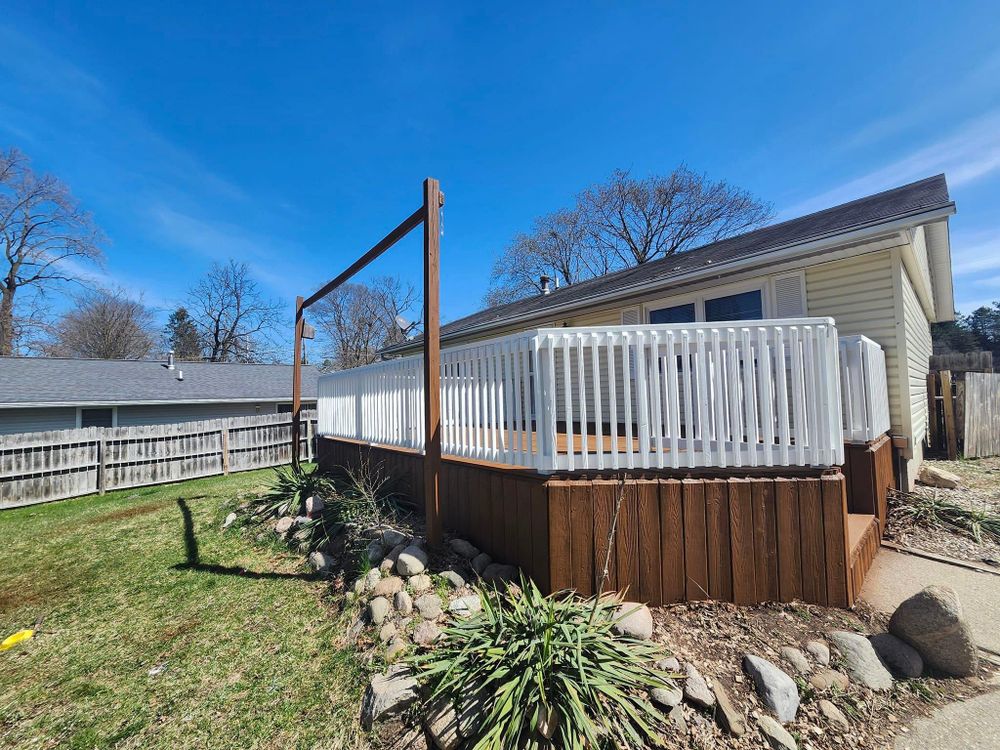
384 175 955 488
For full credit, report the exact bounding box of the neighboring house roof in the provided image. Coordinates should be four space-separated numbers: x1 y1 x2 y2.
385 174 954 354
0 357 320 408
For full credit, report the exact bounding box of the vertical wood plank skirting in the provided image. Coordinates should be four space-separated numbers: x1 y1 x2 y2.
316 436 869 608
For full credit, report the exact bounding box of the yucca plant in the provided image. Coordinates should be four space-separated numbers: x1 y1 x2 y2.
891 488 1000 544
249 463 334 521
413 577 669 749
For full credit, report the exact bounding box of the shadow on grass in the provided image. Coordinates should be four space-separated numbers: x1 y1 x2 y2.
171 499 319 581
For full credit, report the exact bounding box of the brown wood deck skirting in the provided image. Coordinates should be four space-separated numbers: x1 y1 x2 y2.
319 436 864 607
842 434 894 535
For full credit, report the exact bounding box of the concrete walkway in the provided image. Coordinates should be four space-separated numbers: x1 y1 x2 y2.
895 690 1000 750
861 548 1000 655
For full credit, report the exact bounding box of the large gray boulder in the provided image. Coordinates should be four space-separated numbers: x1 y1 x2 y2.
360 665 419 729
612 602 654 640
870 633 924 678
828 631 893 690
742 655 799 723
888 585 979 677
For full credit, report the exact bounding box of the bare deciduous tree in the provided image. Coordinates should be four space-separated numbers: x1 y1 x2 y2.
312 276 418 370
485 166 773 304
186 260 283 363
0 147 104 355
45 288 156 359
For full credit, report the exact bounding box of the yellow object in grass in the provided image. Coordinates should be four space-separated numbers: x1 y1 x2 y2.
0 629 35 651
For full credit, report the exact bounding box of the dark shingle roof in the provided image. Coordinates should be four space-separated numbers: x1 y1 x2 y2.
389 174 951 351
0 358 320 406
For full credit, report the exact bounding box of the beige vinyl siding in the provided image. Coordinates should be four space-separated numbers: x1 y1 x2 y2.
897 262 933 482
805 250 903 432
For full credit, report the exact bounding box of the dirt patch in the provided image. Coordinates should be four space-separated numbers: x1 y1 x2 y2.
885 457 1000 566
648 599 996 749
0 574 68 616
84 500 174 525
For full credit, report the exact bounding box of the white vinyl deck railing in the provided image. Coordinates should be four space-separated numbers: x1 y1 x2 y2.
318 318 893 472
839 334 891 444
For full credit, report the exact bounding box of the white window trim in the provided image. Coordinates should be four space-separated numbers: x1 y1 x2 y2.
76 406 118 428
642 277 772 323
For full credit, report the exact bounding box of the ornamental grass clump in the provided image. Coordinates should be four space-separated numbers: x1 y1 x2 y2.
414 577 669 749
890 488 1000 544
249 463 334 520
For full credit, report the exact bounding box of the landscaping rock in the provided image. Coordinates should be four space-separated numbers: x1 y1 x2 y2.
304 495 325 516
379 528 409 548
363 567 382 591
808 668 850 692
408 573 433 593
440 570 465 589
415 593 443 620
413 620 441 645
369 597 391 625
449 595 482 617
360 664 419 729
756 715 797 750
668 704 687 733
274 516 294 535
367 540 386 564
870 632 924 678
425 698 461 750
222 512 238 529
394 590 413 616
888 585 979 677
471 552 492 576
308 550 334 573
386 638 407 662
818 698 850 732
743 655 798 723
612 602 654 640
650 685 683 709
456 689 489 738
683 663 715 709
482 563 518 585
380 543 407 573
379 622 397 643
828 631 893 690
449 538 480 559
918 464 961 489
779 646 811 674
656 656 681 673
712 682 746 737
372 576 405 597
396 545 429 576
805 640 830 666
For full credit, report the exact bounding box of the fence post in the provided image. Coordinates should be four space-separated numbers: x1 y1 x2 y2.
97 430 107 495
940 370 958 459
220 426 230 475
926 372 939 451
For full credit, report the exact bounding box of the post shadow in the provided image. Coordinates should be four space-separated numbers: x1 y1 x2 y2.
172 498 319 581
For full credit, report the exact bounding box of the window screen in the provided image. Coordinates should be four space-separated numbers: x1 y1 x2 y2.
80 408 114 428
649 302 696 324
704 290 763 322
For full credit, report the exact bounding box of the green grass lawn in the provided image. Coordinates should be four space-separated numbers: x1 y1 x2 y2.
0 469 367 750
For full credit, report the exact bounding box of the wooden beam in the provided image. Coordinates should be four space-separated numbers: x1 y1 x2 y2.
940 369 958 459
291 295 304 467
423 177 444 547
301 207 424 310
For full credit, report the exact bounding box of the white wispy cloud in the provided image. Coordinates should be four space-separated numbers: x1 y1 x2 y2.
781 109 1000 218
951 230 1000 276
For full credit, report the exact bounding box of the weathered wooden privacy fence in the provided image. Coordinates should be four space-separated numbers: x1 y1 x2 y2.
319 318 891 472
964 372 1000 458
0 411 318 509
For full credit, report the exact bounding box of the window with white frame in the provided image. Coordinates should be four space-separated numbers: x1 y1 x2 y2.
78 407 116 428
645 282 766 324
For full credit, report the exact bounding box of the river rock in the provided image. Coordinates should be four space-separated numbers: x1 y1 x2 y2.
415 593 443 620
713 682 746 736
362 567 382 591
656 656 681 673
394 590 413 616
369 597 391 625
808 668 850 691
888 585 979 677
917 464 961 489
408 573 433 593
379 622 397 643
396 545 429 576
367 540 386 564
870 632 924 678
613 602 654 640
308 550 334 573
805 640 830 666
449 538 480 559
651 685 683 708
757 715 797 750
386 638 407 662
360 664 419 729
449 595 482 617
779 646 811 674
742 655 799 723
440 570 466 589
274 516 294 535
380 543 407 573
222 512 238 529
482 563 518 585
828 631 893 690
413 620 441 645
818 698 850 732
683 663 715 709
425 698 461 750
372 576 405 597
304 495 325 516
471 552 492 575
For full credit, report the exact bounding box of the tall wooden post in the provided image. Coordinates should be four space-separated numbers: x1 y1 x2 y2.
423 178 443 546
291 295 305 467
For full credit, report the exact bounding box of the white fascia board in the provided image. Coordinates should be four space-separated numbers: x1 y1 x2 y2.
432 203 958 344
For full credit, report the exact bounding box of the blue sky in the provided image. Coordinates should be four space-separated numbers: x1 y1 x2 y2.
3 2 1000 356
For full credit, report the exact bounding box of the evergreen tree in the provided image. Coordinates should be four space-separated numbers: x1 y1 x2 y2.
164 307 204 360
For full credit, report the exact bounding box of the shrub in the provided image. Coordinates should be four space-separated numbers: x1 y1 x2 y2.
249 463 334 521
414 577 668 749
890 488 1000 544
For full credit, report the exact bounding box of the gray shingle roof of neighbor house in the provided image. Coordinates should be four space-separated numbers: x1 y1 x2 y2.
384 173 954 353
0 357 320 407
